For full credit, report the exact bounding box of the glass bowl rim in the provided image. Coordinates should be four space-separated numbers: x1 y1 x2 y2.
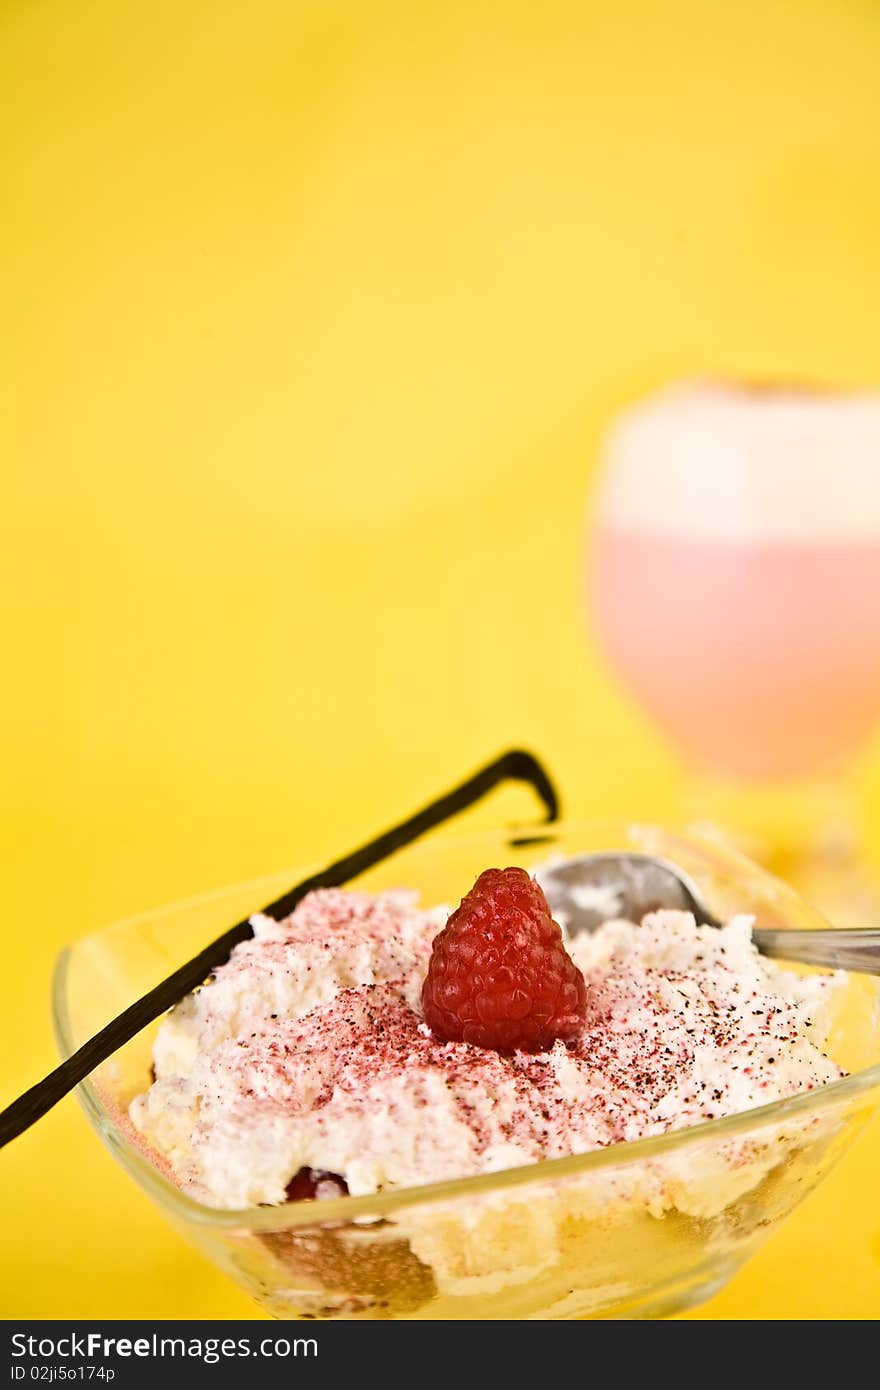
53 818 880 1232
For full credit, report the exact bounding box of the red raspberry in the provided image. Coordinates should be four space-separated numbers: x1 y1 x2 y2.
285 1168 349 1201
421 866 587 1053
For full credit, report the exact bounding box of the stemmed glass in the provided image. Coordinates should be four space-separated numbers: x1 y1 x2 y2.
589 379 880 925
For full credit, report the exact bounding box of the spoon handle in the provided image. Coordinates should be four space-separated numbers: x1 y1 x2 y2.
753 928 880 975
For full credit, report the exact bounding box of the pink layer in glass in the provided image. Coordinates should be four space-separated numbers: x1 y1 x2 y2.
591 528 880 779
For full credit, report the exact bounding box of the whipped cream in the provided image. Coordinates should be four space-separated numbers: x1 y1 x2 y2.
597 380 880 543
150 887 444 1080
131 885 844 1210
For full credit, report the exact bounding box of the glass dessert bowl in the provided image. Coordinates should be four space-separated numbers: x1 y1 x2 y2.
53 822 880 1320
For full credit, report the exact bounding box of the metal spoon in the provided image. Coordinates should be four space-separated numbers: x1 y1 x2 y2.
537 852 880 975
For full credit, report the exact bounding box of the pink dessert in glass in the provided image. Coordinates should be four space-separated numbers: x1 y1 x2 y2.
591 381 880 779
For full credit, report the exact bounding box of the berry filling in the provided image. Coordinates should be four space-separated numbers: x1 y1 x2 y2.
285 1167 350 1202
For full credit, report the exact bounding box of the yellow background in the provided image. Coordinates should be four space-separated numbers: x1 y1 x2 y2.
3 0 880 1318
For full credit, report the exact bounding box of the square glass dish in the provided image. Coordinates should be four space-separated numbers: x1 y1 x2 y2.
53 822 880 1320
